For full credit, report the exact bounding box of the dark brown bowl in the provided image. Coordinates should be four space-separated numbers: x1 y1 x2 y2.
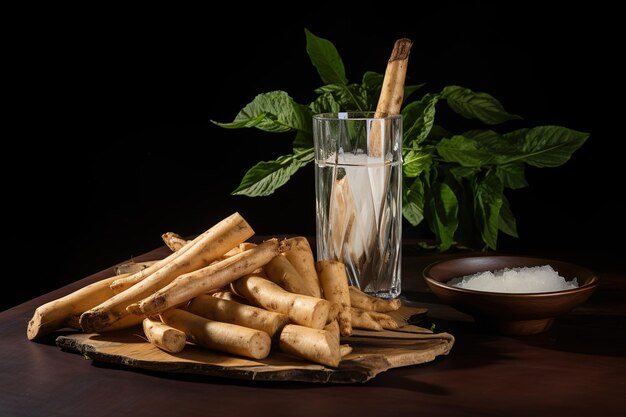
423 256 599 335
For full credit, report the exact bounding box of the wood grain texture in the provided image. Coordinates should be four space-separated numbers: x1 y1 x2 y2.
56 310 453 383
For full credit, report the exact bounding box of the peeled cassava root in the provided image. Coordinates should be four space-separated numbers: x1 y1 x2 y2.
349 286 401 312
350 307 399 331
80 212 254 332
187 294 289 338
161 232 189 252
281 237 321 298
129 239 279 317
142 317 187 353
27 273 141 340
316 260 352 337
27 210 410 369
232 274 333 329
160 309 271 360
374 38 413 118
264 255 311 296
115 260 159 275
109 212 253 293
279 324 341 368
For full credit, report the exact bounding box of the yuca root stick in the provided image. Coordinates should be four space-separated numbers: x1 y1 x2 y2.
340 345 353 357
115 260 159 275
375 38 413 117
371 38 413 157
350 307 383 331
348 286 401 312
129 239 279 317
142 317 186 353
161 232 189 252
281 237 321 298
232 275 332 329
239 242 257 251
110 212 254 293
160 309 271 360
264 255 311 296
95 314 144 333
327 302 341 323
80 213 254 332
110 258 170 294
366 310 400 330
187 294 289 338
279 324 341 367
324 320 340 342
112 235 200 293
350 307 399 330
162 236 254 259
329 176 356 261
211 290 251 305
223 242 257 258
316 260 352 337
27 273 129 340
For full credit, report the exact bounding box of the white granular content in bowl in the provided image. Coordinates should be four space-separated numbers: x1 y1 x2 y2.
448 265 579 293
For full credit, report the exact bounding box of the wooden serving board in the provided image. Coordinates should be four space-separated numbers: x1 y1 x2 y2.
56 308 454 384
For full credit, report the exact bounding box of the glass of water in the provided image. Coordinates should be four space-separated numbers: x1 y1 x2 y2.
313 112 402 299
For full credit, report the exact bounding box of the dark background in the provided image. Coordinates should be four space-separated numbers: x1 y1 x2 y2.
4 2 618 311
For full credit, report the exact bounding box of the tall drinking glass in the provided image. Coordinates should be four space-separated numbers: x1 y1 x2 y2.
313 112 402 299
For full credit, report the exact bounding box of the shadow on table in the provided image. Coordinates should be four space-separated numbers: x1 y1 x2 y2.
514 286 626 357
405 286 626 358
516 313 626 357
88 359 455 394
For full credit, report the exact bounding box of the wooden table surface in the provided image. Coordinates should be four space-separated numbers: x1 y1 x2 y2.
1 242 625 417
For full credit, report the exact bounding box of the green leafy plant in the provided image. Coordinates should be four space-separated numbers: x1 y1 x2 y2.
213 29 588 251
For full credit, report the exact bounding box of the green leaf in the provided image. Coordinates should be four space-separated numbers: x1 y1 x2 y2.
309 92 340 115
443 85 522 125
498 195 518 238
502 128 529 144
401 101 423 133
362 71 383 91
293 132 313 152
211 113 268 129
426 125 453 142
402 149 432 178
293 147 315 164
314 84 367 111
402 177 425 226
216 91 311 134
513 126 589 167
436 135 494 167
463 129 501 142
451 175 483 249
362 71 383 109
496 163 528 189
473 173 504 250
402 94 440 147
450 166 480 180
232 149 314 197
305 28 348 85
464 129 522 164
425 178 459 250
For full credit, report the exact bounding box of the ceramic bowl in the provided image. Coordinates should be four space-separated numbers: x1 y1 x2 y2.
422 256 599 335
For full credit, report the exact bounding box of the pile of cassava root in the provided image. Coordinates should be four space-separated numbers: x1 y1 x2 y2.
27 212 403 367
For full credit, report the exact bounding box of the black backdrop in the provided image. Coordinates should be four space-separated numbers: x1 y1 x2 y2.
4 2 618 311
